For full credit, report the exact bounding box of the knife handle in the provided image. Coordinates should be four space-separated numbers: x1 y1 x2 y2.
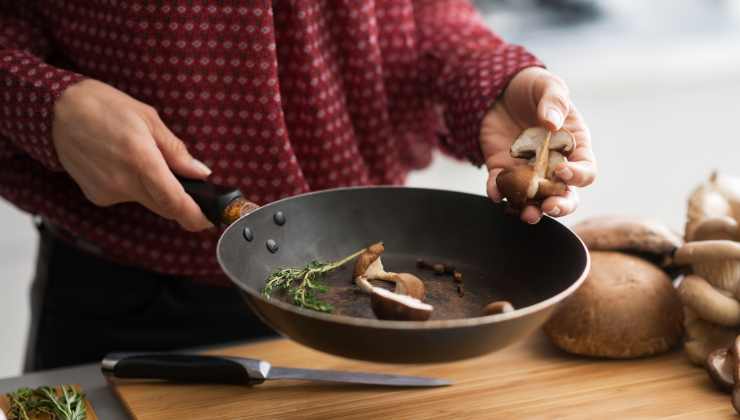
101 353 270 385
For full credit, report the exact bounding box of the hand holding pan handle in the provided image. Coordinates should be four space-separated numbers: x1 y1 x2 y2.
178 177 259 226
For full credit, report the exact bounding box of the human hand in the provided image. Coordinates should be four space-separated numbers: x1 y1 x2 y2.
481 66 597 224
52 79 213 231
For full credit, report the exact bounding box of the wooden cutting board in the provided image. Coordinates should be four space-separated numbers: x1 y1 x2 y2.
0 385 97 419
111 332 733 419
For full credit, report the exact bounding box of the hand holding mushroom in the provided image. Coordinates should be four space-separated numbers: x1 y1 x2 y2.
481 66 597 224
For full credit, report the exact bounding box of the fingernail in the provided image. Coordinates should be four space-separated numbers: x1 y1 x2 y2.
547 207 561 216
546 108 563 129
191 158 212 176
526 216 541 225
557 166 573 181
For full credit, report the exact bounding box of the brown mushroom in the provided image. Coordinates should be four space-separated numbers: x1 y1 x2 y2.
496 128 574 209
691 216 739 241
707 347 734 391
683 307 739 365
370 287 433 321
483 301 514 316
678 275 740 327
685 172 734 241
572 215 683 268
673 240 740 294
543 252 684 358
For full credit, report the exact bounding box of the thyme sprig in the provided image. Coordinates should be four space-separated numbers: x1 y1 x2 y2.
262 247 367 313
7 385 87 420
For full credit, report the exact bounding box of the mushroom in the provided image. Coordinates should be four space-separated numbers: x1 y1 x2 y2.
677 275 740 327
543 251 684 358
483 301 514 316
691 216 739 241
673 240 740 296
572 215 682 268
370 287 433 321
496 127 574 209
685 172 734 241
707 347 735 391
684 306 739 365
353 244 426 300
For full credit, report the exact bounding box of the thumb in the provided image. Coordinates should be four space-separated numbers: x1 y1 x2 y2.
150 117 211 179
535 75 571 131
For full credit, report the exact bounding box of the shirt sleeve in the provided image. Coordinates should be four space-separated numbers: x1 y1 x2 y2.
413 0 544 166
0 2 85 171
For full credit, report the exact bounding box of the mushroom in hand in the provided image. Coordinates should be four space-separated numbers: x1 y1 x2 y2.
496 127 575 209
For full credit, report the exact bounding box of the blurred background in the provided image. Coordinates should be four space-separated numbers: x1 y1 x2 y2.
2 0 740 378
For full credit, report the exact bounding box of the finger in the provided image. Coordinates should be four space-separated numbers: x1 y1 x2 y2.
541 189 580 218
487 168 504 202
134 143 214 231
521 205 542 224
554 160 597 188
535 75 571 131
148 110 211 179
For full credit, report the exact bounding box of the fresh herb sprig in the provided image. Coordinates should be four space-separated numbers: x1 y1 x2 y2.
7 385 87 420
262 247 367 313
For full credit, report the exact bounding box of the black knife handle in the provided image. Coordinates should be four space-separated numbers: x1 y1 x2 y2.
101 353 270 385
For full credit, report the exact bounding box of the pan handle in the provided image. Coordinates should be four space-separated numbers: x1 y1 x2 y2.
179 177 260 226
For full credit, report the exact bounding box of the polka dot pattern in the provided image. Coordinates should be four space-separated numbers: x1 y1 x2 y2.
0 1 542 282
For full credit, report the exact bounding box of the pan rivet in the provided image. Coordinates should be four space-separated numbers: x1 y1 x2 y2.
273 211 286 226
242 227 254 242
266 239 279 253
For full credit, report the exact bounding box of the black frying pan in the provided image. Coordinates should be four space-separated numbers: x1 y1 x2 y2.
181 180 590 364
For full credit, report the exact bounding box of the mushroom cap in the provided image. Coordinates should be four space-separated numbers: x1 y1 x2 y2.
391 273 426 300
685 175 733 241
683 306 739 366
677 275 740 327
572 215 682 266
674 240 740 263
495 166 537 208
483 301 514 316
706 348 734 391
353 242 385 279
543 251 684 358
370 287 433 321
510 127 575 159
692 216 739 241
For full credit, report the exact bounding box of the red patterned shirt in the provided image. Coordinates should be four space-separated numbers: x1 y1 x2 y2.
0 1 541 283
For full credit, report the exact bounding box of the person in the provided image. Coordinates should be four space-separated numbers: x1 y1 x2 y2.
0 1 596 371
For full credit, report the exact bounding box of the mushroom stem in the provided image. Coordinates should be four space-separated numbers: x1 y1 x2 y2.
533 130 552 179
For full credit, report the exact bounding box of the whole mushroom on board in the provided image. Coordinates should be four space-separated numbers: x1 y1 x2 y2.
543 216 684 358
496 127 575 209
353 243 432 321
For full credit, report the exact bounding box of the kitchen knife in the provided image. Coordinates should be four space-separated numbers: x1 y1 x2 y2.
101 353 451 387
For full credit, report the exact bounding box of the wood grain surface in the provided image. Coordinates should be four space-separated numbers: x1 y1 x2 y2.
111 332 733 419
0 385 98 419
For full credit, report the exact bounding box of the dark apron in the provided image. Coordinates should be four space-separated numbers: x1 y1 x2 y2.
24 221 276 372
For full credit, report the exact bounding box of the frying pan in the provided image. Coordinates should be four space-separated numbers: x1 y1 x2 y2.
181 180 590 364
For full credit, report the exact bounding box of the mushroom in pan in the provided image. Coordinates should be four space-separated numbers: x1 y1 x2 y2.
483 301 514 316
353 243 432 320
496 127 575 209
543 216 684 358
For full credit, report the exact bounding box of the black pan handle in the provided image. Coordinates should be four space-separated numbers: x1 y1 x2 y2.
178 177 260 226
100 352 270 385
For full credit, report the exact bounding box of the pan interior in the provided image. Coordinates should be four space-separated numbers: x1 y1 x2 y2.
217 187 587 321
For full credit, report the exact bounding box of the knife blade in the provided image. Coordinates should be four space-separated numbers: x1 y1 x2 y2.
101 353 451 388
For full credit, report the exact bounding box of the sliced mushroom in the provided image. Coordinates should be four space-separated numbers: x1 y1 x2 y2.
707 348 734 391
573 215 682 268
497 128 574 209
483 301 514 316
370 287 433 321
678 275 740 327
353 242 390 280
674 240 740 293
390 273 425 300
